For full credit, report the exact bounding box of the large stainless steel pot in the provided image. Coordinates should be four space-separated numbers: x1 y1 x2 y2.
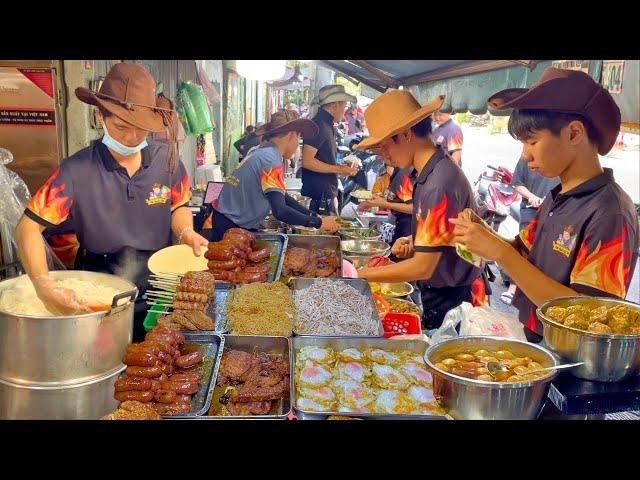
0 271 137 385
537 296 640 382
0 365 124 419
424 336 558 420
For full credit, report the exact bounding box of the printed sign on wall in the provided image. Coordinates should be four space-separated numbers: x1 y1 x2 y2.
601 60 625 94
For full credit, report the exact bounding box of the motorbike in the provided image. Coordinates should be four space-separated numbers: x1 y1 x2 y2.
474 164 520 231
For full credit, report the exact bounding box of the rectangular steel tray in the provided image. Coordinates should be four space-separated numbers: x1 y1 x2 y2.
291 277 384 337
143 283 233 334
213 233 288 286
291 336 446 420
282 234 343 279
199 335 292 420
165 333 224 418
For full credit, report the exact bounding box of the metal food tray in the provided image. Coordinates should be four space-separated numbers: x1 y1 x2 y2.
292 336 446 420
284 234 343 278
291 278 384 338
213 232 288 286
145 283 233 334
199 335 292 420
165 333 224 418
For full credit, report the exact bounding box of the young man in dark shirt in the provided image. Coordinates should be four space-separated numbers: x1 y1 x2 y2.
451 67 639 342
302 85 358 215
355 90 487 329
501 159 560 304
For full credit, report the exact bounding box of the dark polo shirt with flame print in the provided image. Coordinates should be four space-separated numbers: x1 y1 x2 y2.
25 141 192 255
513 168 639 335
412 146 482 288
387 167 415 226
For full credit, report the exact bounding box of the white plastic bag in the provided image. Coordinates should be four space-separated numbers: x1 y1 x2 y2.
429 302 527 344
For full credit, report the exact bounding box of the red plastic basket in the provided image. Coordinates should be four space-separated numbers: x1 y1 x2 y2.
382 312 422 338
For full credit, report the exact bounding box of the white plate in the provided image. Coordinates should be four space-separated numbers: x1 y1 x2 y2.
351 190 373 200
147 244 208 275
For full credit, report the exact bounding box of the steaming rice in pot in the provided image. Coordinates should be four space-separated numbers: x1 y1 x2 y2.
0 276 123 316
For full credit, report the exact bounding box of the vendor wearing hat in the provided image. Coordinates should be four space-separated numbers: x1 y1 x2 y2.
14 62 208 323
355 90 487 330
450 67 639 342
302 84 359 215
210 110 341 241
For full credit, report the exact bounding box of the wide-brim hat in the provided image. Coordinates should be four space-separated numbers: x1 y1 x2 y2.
487 67 621 155
317 84 357 106
262 110 318 138
355 90 445 150
75 62 172 132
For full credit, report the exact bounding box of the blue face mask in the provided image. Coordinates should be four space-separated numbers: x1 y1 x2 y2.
101 122 148 156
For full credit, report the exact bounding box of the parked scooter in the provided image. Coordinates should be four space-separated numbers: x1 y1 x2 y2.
474 164 520 231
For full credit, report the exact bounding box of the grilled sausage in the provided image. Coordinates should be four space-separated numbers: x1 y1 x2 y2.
175 351 204 368
154 389 178 404
114 377 152 392
157 351 173 364
150 379 162 392
122 353 159 367
140 340 175 354
207 259 239 271
126 344 160 356
161 363 174 375
205 247 235 261
169 373 203 383
172 301 207 312
125 365 163 378
248 247 270 262
114 390 155 403
242 264 270 274
160 380 200 395
145 333 177 346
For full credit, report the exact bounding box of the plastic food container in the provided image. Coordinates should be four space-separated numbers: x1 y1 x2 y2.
382 313 422 338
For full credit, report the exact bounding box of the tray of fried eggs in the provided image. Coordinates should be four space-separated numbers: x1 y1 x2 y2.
292 338 448 419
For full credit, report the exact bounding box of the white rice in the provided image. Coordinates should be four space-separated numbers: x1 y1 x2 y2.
0 277 122 316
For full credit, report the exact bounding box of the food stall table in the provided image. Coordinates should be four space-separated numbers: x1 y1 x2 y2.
546 372 640 416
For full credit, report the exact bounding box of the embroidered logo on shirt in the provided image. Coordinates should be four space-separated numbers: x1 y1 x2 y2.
552 225 577 257
146 183 171 206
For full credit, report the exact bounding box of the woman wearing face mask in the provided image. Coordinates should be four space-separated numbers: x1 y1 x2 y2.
14 63 208 338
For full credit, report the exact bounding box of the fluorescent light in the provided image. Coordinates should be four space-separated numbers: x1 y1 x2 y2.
236 60 286 81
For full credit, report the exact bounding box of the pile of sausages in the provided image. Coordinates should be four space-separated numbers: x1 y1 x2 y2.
114 326 205 415
204 228 271 284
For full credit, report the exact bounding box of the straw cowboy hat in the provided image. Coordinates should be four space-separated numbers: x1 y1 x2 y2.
488 67 621 155
262 110 318 138
75 62 173 133
355 90 445 150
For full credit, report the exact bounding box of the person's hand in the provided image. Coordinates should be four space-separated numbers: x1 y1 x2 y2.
356 202 370 212
181 228 209 256
320 216 340 233
528 195 542 208
391 236 414 259
338 163 358 177
449 213 510 262
361 195 387 209
32 275 91 316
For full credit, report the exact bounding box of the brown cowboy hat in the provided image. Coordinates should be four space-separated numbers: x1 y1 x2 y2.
262 110 318 138
487 67 621 155
75 62 173 132
355 90 445 151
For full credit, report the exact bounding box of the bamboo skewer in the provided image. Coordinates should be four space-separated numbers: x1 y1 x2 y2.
148 280 178 291
146 291 174 299
147 301 175 308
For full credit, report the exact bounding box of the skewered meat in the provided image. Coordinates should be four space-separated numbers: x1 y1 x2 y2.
184 271 216 282
174 291 208 303
182 311 214 330
172 301 206 312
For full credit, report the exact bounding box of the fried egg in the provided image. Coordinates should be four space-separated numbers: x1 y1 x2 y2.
297 346 335 365
297 386 336 409
332 380 377 409
297 397 328 412
336 361 370 383
371 364 411 390
407 385 436 405
372 390 415 415
336 348 364 363
400 363 433 387
338 405 372 414
366 349 401 366
297 361 334 387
